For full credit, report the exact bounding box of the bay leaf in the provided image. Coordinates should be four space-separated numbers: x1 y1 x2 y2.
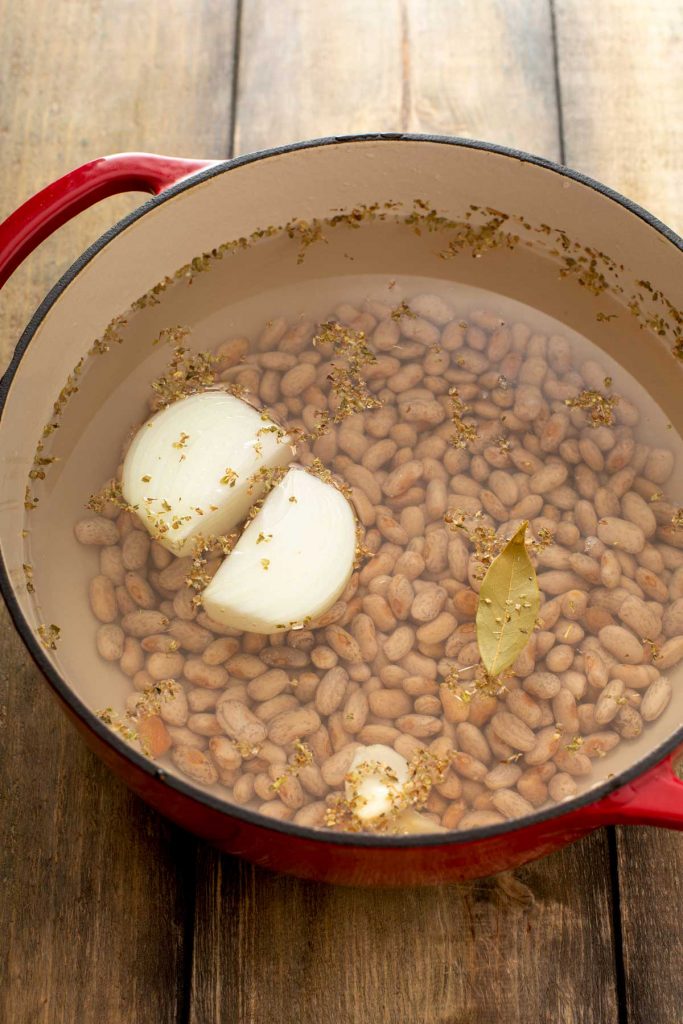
475 521 540 678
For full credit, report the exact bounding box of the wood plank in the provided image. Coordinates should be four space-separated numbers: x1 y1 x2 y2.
191 837 618 1024
405 0 561 159
0 2 237 1021
235 0 561 160
0 604 192 1024
556 5 683 1020
554 0 683 231
233 0 404 154
191 4 619 1023
0 0 236 364
616 827 683 1024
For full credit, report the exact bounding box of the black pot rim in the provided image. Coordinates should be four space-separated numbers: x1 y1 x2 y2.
1 131 682 852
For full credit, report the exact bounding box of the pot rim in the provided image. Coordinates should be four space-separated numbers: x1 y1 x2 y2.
1 131 682 850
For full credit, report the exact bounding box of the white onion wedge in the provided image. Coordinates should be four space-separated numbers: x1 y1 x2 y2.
122 390 292 555
202 466 356 633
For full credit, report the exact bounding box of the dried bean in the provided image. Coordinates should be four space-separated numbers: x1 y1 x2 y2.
171 746 218 785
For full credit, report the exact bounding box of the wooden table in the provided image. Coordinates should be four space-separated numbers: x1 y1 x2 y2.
1 2 681 1021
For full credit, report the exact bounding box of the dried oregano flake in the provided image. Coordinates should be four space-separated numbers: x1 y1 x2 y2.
270 740 314 791
97 706 137 743
150 326 219 407
128 679 178 720
444 508 499 579
390 300 416 320
564 379 619 427
87 478 137 515
219 468 239 487
313 320 381 422
22 563 35 593
37 623 61 650
447 387 478 449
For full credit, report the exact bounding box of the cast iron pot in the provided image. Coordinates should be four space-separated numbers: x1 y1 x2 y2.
0 136 682 886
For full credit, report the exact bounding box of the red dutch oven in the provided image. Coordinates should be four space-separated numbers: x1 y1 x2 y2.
0 136 682 886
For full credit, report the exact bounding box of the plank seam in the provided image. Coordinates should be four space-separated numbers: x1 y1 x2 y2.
228 0 244 158
548 0 567 164
177 835 199 1024
607 827 630 1024
400 0 412 132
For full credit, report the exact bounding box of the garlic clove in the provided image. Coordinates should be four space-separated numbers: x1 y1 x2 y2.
392 808 448 834
122 390 292 555
345 744 410 824
201 465 356 633
345 746 448 831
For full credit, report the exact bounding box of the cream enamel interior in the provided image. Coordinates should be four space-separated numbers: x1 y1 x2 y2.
1 138 682 820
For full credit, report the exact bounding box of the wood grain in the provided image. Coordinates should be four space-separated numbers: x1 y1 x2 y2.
192 5 619 1024
0 0 236 364
191 836 618 1024
235 0 560 160
404 0 561 159
556 5 683 1021
233 0 404 153
0 601 192 1024
615 827 683 1024
2 1 680 1022
554 0 683 231
0 2 236 1021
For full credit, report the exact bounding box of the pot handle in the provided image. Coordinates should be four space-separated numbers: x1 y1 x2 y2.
0 153 219 290
588 748 683 829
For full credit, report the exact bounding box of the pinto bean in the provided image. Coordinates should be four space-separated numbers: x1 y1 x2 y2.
83 290 683 833
597 517 645 554
491 712 537 752
89 575 118 623
171 746 218 785
75 517 120 546
599 625 644 664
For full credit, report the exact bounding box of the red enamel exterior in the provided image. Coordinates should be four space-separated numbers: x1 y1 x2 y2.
1 150 682 886
63 691 681 885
